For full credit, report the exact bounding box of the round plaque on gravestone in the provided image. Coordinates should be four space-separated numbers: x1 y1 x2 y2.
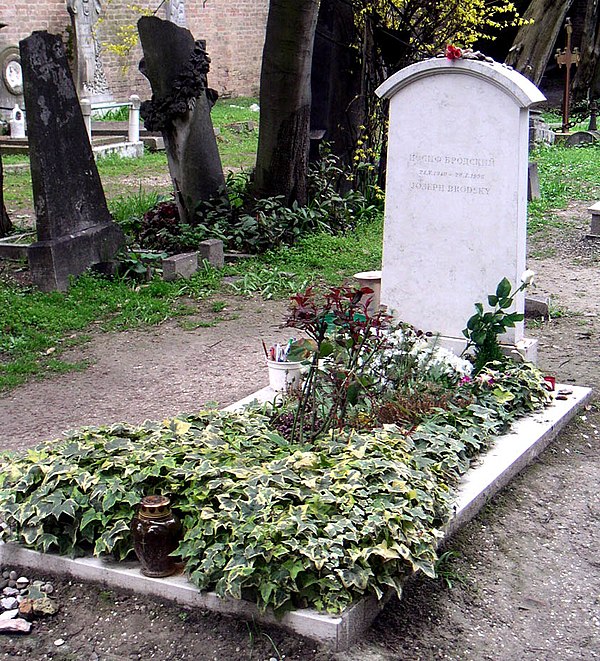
0 47 23 96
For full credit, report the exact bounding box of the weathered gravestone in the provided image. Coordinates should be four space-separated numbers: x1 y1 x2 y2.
66 0 111 102
376 57 545 359
138 16 225 226
20 31 124 292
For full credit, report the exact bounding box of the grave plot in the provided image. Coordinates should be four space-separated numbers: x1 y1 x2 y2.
0 55 593 652
0 381 591 650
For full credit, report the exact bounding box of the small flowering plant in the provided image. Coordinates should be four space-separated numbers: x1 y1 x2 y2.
463 271 535 373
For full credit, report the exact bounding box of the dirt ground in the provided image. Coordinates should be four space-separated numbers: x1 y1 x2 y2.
0 206 599 660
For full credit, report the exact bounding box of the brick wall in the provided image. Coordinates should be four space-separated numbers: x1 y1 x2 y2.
0 0 268 102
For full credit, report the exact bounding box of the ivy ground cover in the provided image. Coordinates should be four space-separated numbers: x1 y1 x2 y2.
0 362 550 615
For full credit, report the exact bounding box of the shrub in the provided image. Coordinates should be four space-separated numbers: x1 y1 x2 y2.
136 155 382 255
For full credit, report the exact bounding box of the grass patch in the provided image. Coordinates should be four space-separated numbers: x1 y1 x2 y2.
529 143 600 233
0 267 223 391
0 213 383 391
217 128 258 171
226 216 383 298
1 154 30 166
211 97 259 125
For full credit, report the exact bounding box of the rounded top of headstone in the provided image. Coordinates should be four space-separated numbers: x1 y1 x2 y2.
376 57 545 108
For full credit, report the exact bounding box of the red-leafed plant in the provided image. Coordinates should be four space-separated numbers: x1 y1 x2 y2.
273 285 392 443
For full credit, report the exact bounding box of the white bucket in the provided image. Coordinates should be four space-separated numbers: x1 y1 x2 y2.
353 270 382 314
266 359 302 391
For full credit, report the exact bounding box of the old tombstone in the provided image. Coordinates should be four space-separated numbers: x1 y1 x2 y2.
528 162 540 201
67 0 111 102
588 202 600 238
376 56 545 360
165 0 186 27
20 31 124 292
138 16 226 226
564 130 599 147
0 24 25 122
529 109 555 147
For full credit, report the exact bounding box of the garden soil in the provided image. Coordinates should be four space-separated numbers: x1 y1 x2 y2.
1 208 599 661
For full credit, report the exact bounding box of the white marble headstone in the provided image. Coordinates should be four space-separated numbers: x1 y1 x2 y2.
376 58 544 350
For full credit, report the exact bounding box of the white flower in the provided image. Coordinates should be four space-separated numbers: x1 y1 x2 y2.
520 269 535 286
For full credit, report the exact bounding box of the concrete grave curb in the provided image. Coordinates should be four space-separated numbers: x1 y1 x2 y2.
0 384 592 650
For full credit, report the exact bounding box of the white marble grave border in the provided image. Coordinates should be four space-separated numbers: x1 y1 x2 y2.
0 384 592 651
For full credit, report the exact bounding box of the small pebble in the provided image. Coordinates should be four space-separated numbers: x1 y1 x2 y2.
2 587 18 597
1 596 18 610
15 577 29 589
54 638 65 646
8 571 17 581
42 583 54 595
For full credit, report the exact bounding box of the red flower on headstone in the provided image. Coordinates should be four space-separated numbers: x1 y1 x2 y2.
445 44 462 60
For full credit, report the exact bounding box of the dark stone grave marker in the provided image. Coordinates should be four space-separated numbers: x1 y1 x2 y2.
19 31 124 291
138 16 225 225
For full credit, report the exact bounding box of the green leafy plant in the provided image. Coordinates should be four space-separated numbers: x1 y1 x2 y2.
275 286 475 442
228 266 309 300
116 249 168 281
109 187 165 240
96 106 130 122
276 285 391 442
435 549 469 589
136 154 380 256
463 272 534 373
0 358 550 614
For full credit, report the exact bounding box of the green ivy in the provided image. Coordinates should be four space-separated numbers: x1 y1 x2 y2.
0 363 551 614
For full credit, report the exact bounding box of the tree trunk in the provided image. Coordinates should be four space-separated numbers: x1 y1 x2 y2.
505 0 574 85
573 0 600 99
310 0 365 171
0 153 14 238
254 0 321 206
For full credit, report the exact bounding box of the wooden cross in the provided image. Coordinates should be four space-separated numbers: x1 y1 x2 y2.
555 17 580 133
